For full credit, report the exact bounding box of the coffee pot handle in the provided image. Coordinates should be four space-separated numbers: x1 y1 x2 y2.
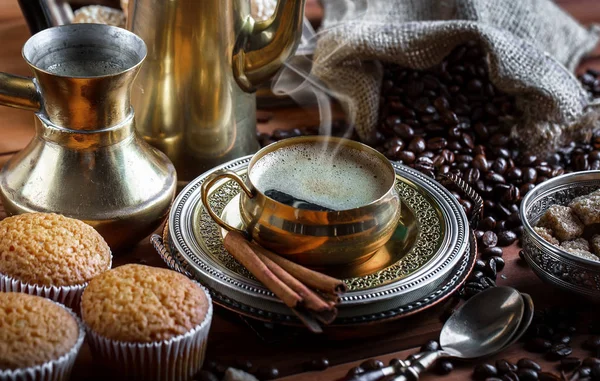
17 0 72 34
201 170 255 238
0 73 41 112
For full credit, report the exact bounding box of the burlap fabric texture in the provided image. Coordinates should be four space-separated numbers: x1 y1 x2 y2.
311 0 600 156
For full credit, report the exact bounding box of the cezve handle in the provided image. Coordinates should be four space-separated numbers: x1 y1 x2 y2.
0 73 41 112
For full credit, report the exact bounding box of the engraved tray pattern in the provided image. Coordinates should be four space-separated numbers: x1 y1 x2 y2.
198 173 443 291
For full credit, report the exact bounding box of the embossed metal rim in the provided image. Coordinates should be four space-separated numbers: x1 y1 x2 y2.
520 170 600 267
523 249 600 299
169 156 469 306
164 230 476 325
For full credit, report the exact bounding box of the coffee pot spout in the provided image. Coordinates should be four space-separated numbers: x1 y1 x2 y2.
233 0 307 92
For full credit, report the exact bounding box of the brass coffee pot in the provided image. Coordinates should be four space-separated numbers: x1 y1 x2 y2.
127 0 307 182
0 24 177 250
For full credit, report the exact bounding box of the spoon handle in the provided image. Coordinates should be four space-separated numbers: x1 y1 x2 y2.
339 352 432 381
392 351 446 381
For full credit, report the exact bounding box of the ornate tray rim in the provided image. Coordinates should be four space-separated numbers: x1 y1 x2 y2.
168 156 470 308
155 227 476 326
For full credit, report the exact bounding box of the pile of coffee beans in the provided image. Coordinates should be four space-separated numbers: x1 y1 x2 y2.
579 69 600 99
259 43 600 299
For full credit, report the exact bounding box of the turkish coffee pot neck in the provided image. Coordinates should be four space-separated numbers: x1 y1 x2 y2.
0 24 146 132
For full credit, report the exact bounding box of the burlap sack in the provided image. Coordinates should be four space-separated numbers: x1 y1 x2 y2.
312 0 600 156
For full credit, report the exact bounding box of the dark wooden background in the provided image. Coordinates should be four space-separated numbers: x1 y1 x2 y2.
0 0 599 379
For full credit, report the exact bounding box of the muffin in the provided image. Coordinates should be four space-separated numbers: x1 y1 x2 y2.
81 264 213 381
0 213 112 309
0 293 85 381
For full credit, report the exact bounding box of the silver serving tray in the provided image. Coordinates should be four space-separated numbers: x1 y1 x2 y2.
167 156 471 322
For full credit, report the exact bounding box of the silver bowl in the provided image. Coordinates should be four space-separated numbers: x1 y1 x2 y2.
520 170 600 299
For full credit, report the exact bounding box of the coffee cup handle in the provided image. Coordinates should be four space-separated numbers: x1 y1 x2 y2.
201 170 255 238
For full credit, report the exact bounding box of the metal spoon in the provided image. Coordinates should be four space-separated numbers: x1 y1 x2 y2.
343 287 525 381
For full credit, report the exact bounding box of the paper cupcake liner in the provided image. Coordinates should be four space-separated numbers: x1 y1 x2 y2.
84 285 213 381
0 256 112 312
0 302 86 381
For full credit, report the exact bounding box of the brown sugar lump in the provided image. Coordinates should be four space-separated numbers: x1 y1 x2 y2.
533 227 560 246
81 264 213 381
0 213 112 309
560 238 591 252
569 194 600 226
537 205 585 241
591 235 600 256
564 248 600 262
0 293 84 380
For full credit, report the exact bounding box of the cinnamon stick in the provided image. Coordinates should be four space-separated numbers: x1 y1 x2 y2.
252 244 347 295
223 232 302 309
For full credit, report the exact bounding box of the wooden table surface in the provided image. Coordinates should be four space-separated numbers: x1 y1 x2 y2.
1 1 600 380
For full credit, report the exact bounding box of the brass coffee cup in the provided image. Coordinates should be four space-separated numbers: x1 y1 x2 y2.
201 136 401 267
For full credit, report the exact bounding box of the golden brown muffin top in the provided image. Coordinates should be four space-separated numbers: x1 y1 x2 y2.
81 264 209 343
0 292 80 370
0 213 111 287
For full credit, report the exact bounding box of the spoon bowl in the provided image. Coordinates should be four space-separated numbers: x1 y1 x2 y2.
440 286 525 359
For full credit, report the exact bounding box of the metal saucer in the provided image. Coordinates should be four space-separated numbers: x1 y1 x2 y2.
164 156 473 324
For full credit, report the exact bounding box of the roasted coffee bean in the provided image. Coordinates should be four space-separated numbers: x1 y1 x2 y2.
506 167 522 180
257 366 280 380
485 259 497 278
461 133 475 149
473 364 498 379
470 270 485 281
475 258 486 270
492 256 505 271
442 111 459 126
486 172 506 184
480 216 497 231
517 359 542 372
435 360 454 375
495 220 508 233
523 167 538 183
393 124 415 140
482 231 498 248
497 230 518 246
408 137 426 153
466 167 481 183
306 358 330 371
472 154 489 172
398 151 416 164
526 338 552 353
517 369 539 381
546 344 572 360
560 357 582 371
496 360 518 375
360 359 384 371
482 246 503 258
551 334 571 345
480 276 496 288
420 340 440 352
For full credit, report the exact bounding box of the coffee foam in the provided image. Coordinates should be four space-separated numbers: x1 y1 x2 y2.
250 142 392 211
45 60 124 76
